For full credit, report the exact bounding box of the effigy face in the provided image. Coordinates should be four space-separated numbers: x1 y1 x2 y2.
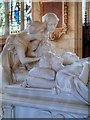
47 20 58 33
42 13 59 33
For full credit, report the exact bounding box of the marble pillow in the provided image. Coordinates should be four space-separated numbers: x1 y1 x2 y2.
28 67 55 80
39 53 51 68
22 76 55 89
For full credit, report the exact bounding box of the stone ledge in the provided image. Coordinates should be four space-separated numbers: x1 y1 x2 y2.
0 93 89 116
4 84 86 104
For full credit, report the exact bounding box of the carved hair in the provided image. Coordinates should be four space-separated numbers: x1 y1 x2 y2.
42 13 59 24
29 21 46 34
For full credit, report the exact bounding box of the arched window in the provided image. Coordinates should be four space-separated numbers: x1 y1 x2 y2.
82 0 86 24
0 0 32 37
0 2 5 36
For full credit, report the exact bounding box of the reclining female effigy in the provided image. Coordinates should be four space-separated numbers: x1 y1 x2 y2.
0 13 90 108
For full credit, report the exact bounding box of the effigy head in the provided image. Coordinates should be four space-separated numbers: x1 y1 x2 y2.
28 21 47 40
62 52 79 65
42 13 59 33
29 21 46 34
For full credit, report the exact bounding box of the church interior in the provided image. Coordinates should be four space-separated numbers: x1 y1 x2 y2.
0 0 90 119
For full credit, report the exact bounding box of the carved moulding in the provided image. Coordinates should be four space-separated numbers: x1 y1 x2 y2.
39 0 68 40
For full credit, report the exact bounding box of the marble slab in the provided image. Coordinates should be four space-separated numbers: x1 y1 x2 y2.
4 84 86 105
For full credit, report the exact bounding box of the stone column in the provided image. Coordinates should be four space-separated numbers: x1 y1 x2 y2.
32 2 41 21
74 2 82 58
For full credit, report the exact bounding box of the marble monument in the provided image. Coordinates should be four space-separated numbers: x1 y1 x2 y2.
0 13 90 118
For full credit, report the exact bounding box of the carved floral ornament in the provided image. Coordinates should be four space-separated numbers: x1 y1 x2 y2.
39 1 68 40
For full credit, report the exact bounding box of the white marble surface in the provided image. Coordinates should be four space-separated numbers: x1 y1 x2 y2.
4 84 83 104
0 93 89 118
0 12 90 118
